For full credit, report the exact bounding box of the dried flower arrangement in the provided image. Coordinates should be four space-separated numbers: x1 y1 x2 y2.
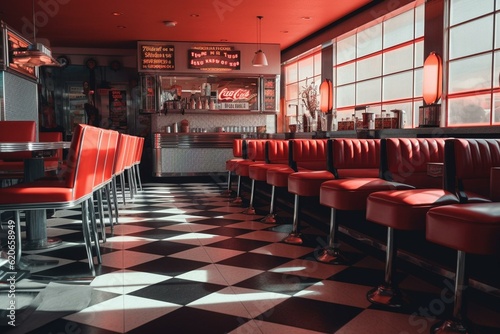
301 80 318 118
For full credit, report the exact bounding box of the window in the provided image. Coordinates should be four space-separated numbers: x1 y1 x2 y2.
333 2 424 127
284 48 322 127
447 0 499 125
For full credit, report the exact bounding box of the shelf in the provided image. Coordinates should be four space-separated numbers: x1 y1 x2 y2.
146 109 278 115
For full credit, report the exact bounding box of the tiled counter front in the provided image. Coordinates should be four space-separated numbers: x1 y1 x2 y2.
152 132 242 176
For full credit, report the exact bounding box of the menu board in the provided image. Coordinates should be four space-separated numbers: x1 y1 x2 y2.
139 43 175 71
188 46 240 70
263 78 277 111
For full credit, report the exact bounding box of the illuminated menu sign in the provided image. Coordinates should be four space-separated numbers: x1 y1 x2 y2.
139 44 175 71
188 46 240 71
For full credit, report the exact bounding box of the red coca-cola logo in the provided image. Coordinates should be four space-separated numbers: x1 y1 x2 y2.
218 88 251 101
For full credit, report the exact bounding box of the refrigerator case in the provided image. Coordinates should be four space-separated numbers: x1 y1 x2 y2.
64 84 88 137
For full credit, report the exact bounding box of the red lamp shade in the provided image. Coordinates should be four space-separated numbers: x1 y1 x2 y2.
423 52 442 105
320 79 333 113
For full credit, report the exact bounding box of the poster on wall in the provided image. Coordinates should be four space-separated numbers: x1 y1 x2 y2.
109 90 128 132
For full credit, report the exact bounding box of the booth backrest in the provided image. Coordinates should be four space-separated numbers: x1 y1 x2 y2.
330 138 381 178
383 137 447 189
0 120 36 161
445 138 500 201
290 139 328 171
266 139 289 164
232 139 243 158
245 139 267 161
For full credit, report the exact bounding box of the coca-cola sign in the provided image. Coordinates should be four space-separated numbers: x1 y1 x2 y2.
218 88 251 101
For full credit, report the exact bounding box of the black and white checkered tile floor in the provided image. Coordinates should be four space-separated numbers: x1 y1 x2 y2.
1 180 500 333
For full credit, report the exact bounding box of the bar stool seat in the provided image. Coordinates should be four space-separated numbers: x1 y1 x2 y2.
426 202 500 333
320 178 413 211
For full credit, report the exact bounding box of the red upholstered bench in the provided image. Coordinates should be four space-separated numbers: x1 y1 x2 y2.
426 202 500 333
266 139 327 233
286 139 382 245
365 138 498 308
222 139 244 196
232 139 267 205
244 139 290 217
318 138 414 263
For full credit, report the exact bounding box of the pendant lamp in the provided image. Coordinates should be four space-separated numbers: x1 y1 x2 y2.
252 16 268 66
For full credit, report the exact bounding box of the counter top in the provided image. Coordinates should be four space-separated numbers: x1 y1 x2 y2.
153 132 243 149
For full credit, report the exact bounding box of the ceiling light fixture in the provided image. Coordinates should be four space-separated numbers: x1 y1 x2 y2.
252 16 268 67
11 0 60 67
163 20 177 27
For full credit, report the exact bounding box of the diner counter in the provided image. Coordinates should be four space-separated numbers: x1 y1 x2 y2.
152 132 245 176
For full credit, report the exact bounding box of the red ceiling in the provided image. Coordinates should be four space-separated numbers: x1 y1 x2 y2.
0 0 372 50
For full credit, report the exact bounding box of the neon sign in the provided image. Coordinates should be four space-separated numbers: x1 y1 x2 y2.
218 88 251 101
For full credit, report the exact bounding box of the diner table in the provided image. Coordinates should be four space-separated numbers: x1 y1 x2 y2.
0 141 72 251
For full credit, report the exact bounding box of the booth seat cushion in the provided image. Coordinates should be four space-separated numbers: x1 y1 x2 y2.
0 179 74 204
235 160 265 176
426 202 500 255
225 158 244 172
320 178 414 211
366 189 460 230
249 163 289 181
267 166 309 188
288 170 334 196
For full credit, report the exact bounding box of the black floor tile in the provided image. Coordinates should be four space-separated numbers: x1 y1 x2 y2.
127 257 208 276
130 278 226 305
234 271 320 295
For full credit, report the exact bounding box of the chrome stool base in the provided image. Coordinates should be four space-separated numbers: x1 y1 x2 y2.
431 319 468 334
231 197 243 205
242 206 256 215
283 232 303 245
367 284 406 308
221 189 232 197
261 213 276 224
316 247 348 264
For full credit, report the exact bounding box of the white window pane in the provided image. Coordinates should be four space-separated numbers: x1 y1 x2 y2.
415 4 425 38
314 52 322 74
356 78 382 105
449 54 492 93
357 55 382 81
493 92 500 123
495 12 500 49
286 64 297 83
450 0 494 26
414 41 424 67
337 35 356 64
449 15 493 59
336 84 355 108
357 23 382 57
383 10 415 48
414 68 423 97
383 72 414 101
448 95 490 125
298 56 314 81
286 82 299 101
337 63 355 85
494 50 500 88
384 44 414 75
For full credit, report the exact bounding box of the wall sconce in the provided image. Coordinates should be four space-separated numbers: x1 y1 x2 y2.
422 52 442 105
320 79 333 113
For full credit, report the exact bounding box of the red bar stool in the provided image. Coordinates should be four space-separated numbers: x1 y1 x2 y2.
222 139 244 197
426 202 500 333
245 140 290 216
365 138 496 308
232 139 267 206
284 139 330 244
